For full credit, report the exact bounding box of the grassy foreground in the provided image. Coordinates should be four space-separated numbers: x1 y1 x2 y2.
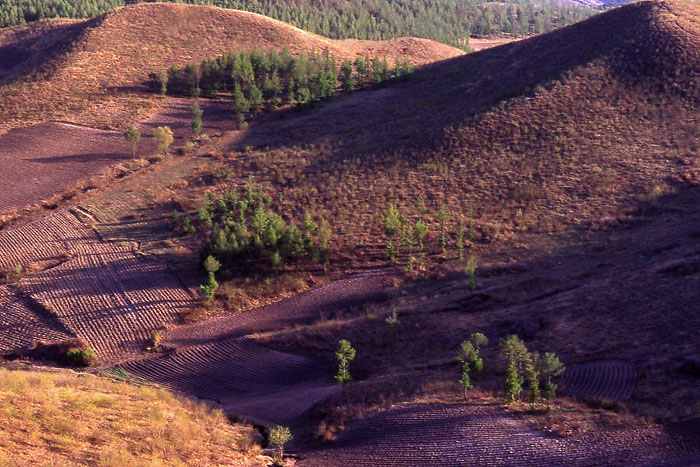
0 367 265 466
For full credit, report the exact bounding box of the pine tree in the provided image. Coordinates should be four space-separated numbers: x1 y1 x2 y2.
340 59 354 92
335 339 356 391
190 103 203 136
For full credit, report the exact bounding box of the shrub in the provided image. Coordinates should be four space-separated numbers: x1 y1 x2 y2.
268 425 292 465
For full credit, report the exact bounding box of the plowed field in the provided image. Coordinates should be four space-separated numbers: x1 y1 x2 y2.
299 403 700 466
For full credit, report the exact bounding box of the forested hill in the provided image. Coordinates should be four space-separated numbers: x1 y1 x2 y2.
0 0 594 49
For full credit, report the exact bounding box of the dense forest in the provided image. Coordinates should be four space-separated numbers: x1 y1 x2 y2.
1 0 594 49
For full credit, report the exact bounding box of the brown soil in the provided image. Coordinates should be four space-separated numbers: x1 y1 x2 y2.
469 36 520 51
0 98 234 217
298 403 700 466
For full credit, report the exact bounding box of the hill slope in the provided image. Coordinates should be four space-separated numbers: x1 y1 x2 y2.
0 366 264 465
0 2 464 132
215 0 699 252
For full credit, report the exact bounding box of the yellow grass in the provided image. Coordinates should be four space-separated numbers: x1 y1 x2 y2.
0 367 265 466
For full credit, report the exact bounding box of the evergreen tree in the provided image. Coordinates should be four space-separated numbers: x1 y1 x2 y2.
335 339 356 390
190 103 203 136
340 59 354 92
539 352 565 405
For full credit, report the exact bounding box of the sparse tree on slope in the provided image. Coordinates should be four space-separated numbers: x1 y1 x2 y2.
335 339 356 391
124 127 141 159
539 352 565 405
190 103 203 136
269 425 292 466
154 126 173 155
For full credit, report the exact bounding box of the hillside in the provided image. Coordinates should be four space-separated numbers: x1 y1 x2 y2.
0 0 697 464
0 365 265 466
0 0 594 47
210 0 699 253
0 2 464 132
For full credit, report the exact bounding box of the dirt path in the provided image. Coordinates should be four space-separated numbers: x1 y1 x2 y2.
298 403 700 466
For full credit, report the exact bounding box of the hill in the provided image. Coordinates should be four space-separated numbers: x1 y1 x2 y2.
211 0 699 253
0 365 265 465
0 0 594 47
0 2 464 132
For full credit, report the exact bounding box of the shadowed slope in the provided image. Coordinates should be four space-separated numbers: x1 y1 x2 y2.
225 0 699 251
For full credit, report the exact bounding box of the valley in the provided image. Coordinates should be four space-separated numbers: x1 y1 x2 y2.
0 0 698 465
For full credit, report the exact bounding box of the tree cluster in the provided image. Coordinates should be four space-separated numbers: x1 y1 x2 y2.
173 179 332 277
149 48 413 122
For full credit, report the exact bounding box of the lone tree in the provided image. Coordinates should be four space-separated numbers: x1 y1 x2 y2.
154 126 174 155
190 103 203 136
124 127 141 159
456 340 476 399
538 352 565 405
269 425 292 465
157 69 168 95
500 334 532 402
456 332 488 399
199 255 220 303
335 339 356 391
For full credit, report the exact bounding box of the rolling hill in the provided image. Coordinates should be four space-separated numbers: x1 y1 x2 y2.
0 2 464 132
215 0 699 252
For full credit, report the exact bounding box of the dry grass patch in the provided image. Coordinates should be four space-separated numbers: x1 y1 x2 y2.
0 367 265 466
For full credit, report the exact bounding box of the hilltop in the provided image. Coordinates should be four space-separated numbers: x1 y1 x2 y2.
0 2 463 132
0 365 265 465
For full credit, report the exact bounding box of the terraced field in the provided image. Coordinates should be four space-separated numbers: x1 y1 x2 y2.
0 210 192 360
0 123 154 215
121 337 335 425
0 286 73 354
299 403 700 466
0 98 234 217
563 361 636 401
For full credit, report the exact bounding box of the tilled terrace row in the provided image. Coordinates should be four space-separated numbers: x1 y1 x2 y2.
121 336 331 397
563 361 636 401
19 246 191 360
298 403 700 466
0 210 96 272
0 286 73 354
0 210 193 361
120 337 335 425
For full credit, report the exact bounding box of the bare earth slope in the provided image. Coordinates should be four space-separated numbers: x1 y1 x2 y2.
0 3 464 132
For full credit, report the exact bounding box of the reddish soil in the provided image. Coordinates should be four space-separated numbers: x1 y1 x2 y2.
469 36 520 51
0 286 73 355
0 210 193 360
299 403 700 466
0 98 234 216
563 361 636 401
